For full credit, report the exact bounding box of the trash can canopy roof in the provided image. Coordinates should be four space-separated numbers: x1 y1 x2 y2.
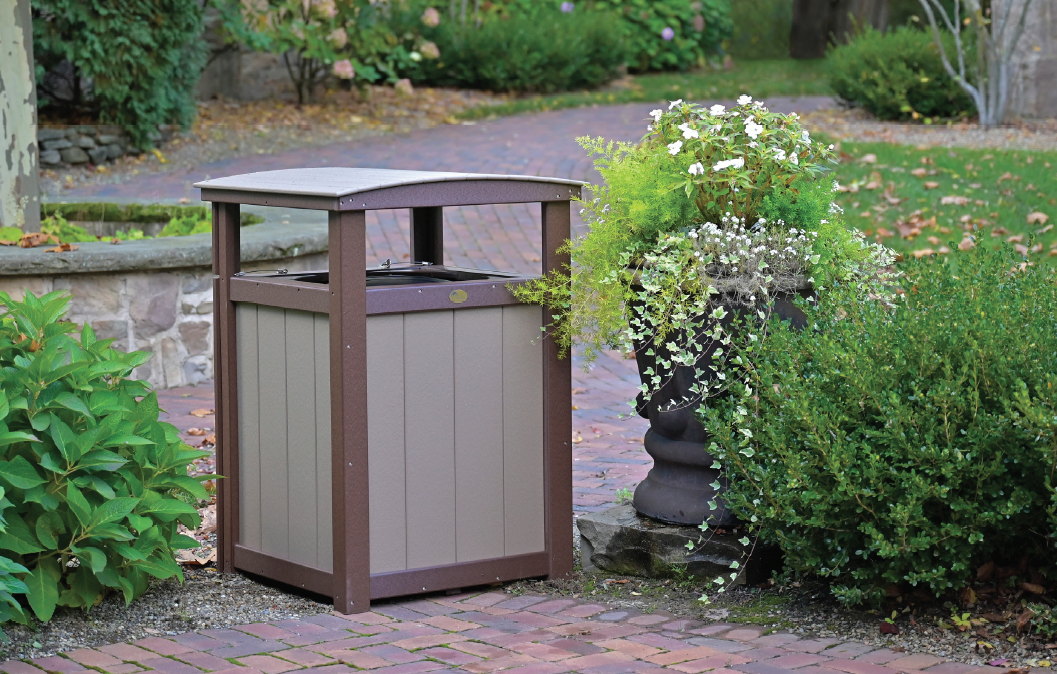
196 167 585 211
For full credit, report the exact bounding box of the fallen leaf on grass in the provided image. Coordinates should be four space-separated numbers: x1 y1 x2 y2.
875 227 894 238
1020 582 1046 594
186 428 208 436
189 408 214 417
1007 235 1025 243
43 243 79 253
912 249 935 259
1027 212 1049 225
0 240 15 246
911 167 928 177
1015 244 1029 256
860 153 877 163
928 236 941 246
959 237 976 251
880 622 900 635
1038 224 1054 234
941 195 969 205
923 181 940 190
997 171 1015 183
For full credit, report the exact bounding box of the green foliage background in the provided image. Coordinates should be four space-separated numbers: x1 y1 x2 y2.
704 246 1057 605
0 292 213 628
32 0 207 148
826 26 973 121
408 4 626 93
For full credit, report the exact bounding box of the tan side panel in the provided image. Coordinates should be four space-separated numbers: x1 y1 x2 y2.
502 305 545 556
314 314 333 572
366 314 407 573
453 308 505 562
284 311 318 567
235 303 262 550
403 311 457 569
256 306 290 559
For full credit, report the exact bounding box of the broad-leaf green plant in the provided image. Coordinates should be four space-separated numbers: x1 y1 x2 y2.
0 291 214 624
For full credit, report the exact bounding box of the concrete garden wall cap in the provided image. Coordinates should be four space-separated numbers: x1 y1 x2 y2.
0 214 327 276
193 167 586 199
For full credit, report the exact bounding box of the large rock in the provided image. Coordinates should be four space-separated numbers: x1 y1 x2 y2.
43 138 71 151
88 147 109 165
39 150 61 165
578 505 780 585
60 146 89 164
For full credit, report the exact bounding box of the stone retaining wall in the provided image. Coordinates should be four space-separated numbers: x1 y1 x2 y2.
0 210 329 389
37 124 176 168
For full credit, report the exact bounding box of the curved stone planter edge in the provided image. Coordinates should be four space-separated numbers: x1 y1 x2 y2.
0 220 328 276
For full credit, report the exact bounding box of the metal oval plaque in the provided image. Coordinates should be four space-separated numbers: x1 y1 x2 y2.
449 289 468 304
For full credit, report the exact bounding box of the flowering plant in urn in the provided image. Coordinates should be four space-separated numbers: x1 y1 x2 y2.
515 96 895 526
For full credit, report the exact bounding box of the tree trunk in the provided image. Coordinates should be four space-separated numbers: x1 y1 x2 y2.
0 0 41 232
790 0 890 59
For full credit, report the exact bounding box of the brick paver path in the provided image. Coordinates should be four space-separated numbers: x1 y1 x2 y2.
2 591 990 674
16 99 995 674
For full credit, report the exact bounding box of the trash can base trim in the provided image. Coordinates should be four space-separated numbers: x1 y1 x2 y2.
233 543 550 605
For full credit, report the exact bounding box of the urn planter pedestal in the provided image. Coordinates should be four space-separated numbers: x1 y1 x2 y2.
631 291 810 526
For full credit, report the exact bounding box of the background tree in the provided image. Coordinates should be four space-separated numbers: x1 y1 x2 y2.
790 0 890 59
0 0 41 233
917 0 1035 126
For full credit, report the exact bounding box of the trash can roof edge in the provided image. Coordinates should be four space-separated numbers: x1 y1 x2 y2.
194 167 585 199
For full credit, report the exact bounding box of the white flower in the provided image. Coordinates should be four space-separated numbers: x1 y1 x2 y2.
791 152 799 165
801 130 810 143
744 119 764 139
737 94 752 106
772 148 787 162
678 123 700 139
668 99 684 110
712 157 744 171
650 109 663 122
710 104 726 115
688 162 704 176
667 140 683 155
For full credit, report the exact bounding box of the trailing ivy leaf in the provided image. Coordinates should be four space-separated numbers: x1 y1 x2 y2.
0 516 44 554
24 558 60 621
0 455 47 489
64 483 93 529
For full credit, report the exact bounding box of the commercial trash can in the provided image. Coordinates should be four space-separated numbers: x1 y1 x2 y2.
196 168 579 613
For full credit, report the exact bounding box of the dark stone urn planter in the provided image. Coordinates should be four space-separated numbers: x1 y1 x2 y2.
632 290 810 526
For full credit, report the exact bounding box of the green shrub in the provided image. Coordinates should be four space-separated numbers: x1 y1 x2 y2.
704 245 1057 606
826 25 973 121
32 0 207 148
724 0 791 60
411 5 625 93
0 291 213 625
592 0 733 72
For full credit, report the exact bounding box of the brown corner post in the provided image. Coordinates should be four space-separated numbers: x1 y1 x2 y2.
328 210 372 613
213 202 242 574
410 206 443 265
540 200 573 579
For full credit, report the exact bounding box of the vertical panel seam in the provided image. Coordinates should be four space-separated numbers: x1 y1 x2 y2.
501 307 506 557
254 306 263 549
402 313 409 571
451 310 457 563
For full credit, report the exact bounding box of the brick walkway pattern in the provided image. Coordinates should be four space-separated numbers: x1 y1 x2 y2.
1 591 989 674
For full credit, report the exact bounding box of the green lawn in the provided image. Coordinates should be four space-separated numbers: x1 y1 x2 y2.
828 141 1057 264
459 58 831 120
